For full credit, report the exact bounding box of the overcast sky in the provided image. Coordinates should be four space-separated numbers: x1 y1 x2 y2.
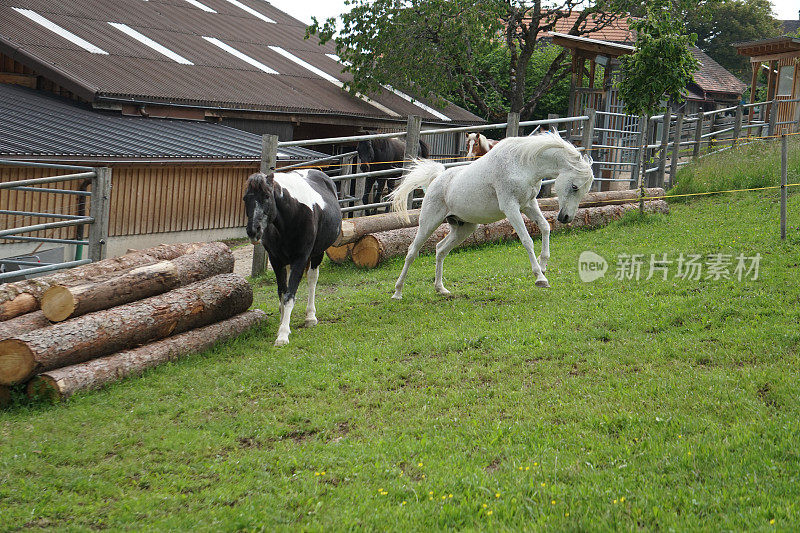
267 0 799 26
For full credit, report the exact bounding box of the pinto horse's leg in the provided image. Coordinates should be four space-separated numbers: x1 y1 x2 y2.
434 222 477 295
522 202 551 273
275 258 308 346
272 258 288 323
393 200 447 300
304 253 324 327
500 199 549 288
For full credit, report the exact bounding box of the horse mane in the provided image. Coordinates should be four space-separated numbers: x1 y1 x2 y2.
498 132 591 172
246 172 273 194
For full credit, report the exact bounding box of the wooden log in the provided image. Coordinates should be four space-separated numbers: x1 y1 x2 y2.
326 243 354 264
0 242 209 321
40 242 234 322
27 309 267 402
351 200 669 268
333 210 422 246
0 311 51 341
0 273 253 385
332 189 665 248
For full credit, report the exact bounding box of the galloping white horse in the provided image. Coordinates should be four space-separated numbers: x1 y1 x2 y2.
389 132 593 299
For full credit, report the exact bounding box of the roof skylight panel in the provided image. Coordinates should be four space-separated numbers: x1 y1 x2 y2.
222 0 275 24
108 23 194 65
270 47 400 117
12 8 108 54
202 37 278 74
326 53 451 121
184 0 216 12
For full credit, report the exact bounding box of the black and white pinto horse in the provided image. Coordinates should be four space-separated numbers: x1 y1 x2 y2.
244 169 342 346
357 137 430 212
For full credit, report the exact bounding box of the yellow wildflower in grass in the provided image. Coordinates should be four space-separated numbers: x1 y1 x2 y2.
321 471 326 475
449 494 453 498
620 497 625 503
314 472 320 476
429 491 434 496
418 462 423 467
402 501 407 506
525 466 530 471
422 474 426 479
483 504 488 509
687 451 692 456
495 492 501 498
519 466 523 471
487 510 493 516
429 496 433 500
565 512 570 517
541 482 546 487
534 462 538 466
770 519 775 525
678 435 682 439
613 499 618 504
551 500 556 505
442 495 447 500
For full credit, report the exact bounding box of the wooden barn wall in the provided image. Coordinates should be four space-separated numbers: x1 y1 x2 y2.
775 57 799 132
1 164 257 244
108 165 256 237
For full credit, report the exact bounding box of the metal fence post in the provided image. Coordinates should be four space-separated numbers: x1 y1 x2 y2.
506 112 520 137
251 134 278 277
88 167 111 262
580 109 597 188
669 110 684 188
768 98 778 136
781 134 787 240
403 115 422 209
692 111 704 160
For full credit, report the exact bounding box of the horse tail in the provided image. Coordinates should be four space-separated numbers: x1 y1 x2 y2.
389 158 445 219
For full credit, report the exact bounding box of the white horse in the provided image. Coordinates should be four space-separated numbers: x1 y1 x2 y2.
389 132 593 299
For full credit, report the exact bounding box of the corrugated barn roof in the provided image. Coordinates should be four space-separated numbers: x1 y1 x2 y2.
0 82 326 161
0 0 483 123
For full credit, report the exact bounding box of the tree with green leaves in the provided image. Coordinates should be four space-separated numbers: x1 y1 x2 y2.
683 0 782 79
308 0 634 121
617 2 700 117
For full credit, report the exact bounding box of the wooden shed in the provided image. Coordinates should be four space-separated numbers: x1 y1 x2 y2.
734 37 800 133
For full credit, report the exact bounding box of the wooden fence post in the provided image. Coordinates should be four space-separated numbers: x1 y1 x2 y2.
403 115 422 209
506 112 520 137
669 111 684 188
692 111 704 160
631 115 648 192
768 98 778 137
251 134 278 277
732 103 743 147
88 167 111 262
781 134 788 240
657 109 671 188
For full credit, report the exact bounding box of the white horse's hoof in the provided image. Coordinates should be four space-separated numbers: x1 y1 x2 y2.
274 337 289 347
304 318 318 327
535 279 550 288
392 292 403 300
436 287 451 296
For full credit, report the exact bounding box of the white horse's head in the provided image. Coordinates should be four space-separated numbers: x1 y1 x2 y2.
550 141 594 224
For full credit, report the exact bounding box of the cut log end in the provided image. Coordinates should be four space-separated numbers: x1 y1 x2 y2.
26 375 62 403
326 243 354 264
0 339 36 385
0 294 38 321
40 285 77 323
351 235 381 268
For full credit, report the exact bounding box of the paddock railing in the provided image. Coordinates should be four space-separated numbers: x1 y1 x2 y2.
0 160 111 282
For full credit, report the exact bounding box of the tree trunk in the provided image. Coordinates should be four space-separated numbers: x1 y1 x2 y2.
0 242 209 321
40 242 234 322
536 188 665 211
351 200 669 268
326 243 354 264
333 209 422 246
0 311 51 341
0 273 252 385
27 309 266 402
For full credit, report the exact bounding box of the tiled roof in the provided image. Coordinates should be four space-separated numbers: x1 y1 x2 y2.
782 19 800 36
0 83 326 161
690 47 746 96
547 12 635 44
0 0 483 124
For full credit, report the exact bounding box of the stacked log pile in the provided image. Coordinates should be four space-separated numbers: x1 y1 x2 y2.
0 242 265 404
327 189 668 268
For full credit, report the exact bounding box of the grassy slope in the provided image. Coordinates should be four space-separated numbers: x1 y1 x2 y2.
1 167 799 530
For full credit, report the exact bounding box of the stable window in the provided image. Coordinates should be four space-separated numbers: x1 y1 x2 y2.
777 65 795 96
